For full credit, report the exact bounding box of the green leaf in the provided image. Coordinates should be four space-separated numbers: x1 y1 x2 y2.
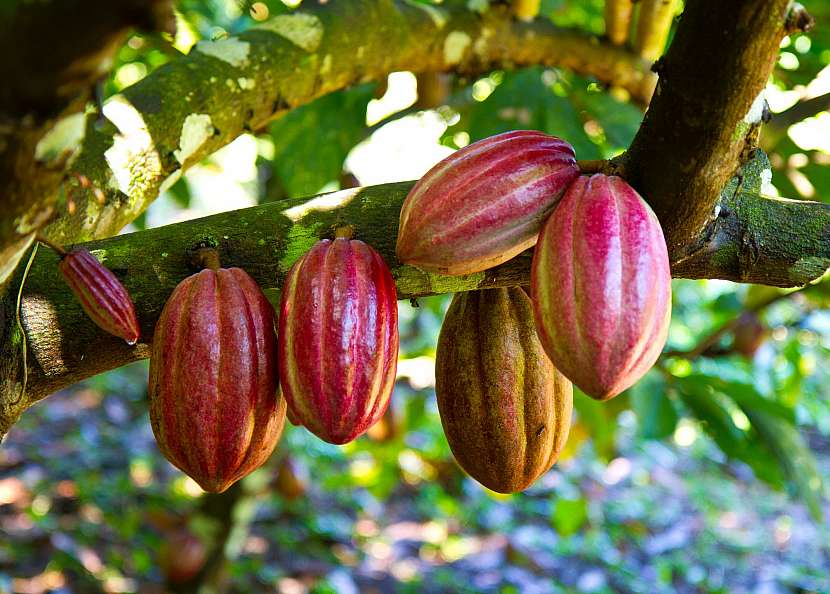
675 376 785 488
683 374 796 423
570 79 644 150
466 67 601 159
741 407 825 521
629 373 677 439
675 378 747 459
165 174 192 209
269 84 375 197
573 389 619 459
801 153 830 203
551 497 588 536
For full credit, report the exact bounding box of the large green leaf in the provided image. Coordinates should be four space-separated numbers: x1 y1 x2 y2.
629 373 678 440
569 80 643 150
572 388 625 459
466 68 601 159
683 374 796 423
742 407 825 521
269 84 375 198
675 376 786 488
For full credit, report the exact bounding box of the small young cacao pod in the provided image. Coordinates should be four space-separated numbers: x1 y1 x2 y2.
435 287 573 493
396 130 580 275
158 528 208 584
59 248 140 344
278 237 399 445
148 261 286 493
732 312 766 358
531 174 672 400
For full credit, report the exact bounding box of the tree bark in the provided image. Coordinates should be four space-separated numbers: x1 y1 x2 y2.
2 174 829 438
0 0 175 288
605 0 635 45
0 0 656 288
0 1 826 441
617 0 805 262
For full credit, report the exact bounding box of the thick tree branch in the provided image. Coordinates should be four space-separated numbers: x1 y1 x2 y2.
0 0 656 288
2 178 829 438
0 0 175 289
605 0 635 45
671 186 830 287
617 0 794 262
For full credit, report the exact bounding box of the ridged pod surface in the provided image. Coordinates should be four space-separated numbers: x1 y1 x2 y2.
531 174 672 400
148 266 286 493
435 288 573 493
278 238 399 445
59 248 140 344
396 130 580 275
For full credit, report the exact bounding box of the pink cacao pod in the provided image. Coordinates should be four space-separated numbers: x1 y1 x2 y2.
531 174 672 400
59 248 140 345
278 237 399 445
148 264 286 493
436 288 573 493
396 130 580 275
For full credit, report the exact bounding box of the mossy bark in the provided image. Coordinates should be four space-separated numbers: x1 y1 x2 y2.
617 0 806 262
2 177 829 438
0 0 655 289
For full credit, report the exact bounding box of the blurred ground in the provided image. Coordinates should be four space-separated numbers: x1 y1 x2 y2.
1 358 828 594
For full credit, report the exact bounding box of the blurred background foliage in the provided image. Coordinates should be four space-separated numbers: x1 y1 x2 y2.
3 0 830 592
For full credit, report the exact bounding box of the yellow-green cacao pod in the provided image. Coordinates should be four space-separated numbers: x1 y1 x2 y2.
435 287 573 493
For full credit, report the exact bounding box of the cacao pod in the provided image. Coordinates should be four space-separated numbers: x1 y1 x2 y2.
435 288 573 494
158 528 208 584
396 130 580 275
59 248 140 345
274 456 307 501
732 312 766 358
148 264 286 493
278 237 399 445
531 174 672 400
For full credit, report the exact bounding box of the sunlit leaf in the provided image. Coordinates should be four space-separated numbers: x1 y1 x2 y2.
466 67 601 159
551 497 588 536
629 373 678 440
741 407 825 521
269 84 375 198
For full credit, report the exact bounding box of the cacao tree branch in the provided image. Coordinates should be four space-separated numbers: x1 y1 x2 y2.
634 0 677 61
0 0 175 289
617 0 801 263
0 0 656 289
762 90 830 148
604 0 635 45
664 291 793 360
2 180 829 439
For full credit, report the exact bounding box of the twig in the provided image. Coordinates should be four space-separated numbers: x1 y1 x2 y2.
35 233 67 257
664 289 800 360
635 0 678 61
12 243 39 406
605 0 635 45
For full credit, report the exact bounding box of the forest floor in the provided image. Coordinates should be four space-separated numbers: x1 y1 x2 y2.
1 362 828 594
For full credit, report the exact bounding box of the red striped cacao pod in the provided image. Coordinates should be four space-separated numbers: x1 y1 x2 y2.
158 528 207 584
396 130 580 275
59 248 140 345
278 237 399 445
531 174 672 400
436 288 573 493
148 263 285 493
